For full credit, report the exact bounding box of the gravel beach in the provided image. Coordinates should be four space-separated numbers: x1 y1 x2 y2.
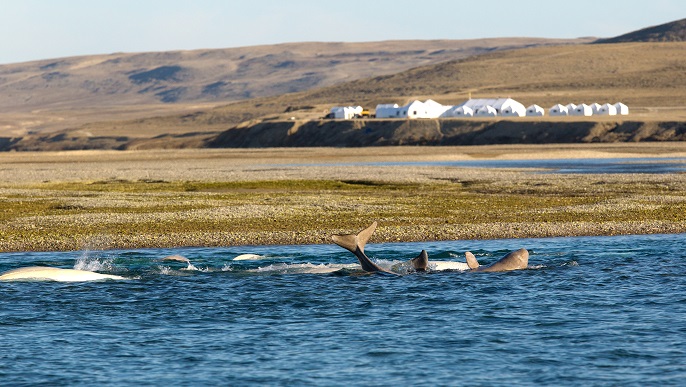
1 144 685 252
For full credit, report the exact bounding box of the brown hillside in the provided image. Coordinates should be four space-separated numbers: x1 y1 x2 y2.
0 38 583 136
595 18 686 43
109 42 685 136
4 41 686 151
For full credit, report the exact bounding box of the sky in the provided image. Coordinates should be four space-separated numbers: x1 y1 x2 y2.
1 0 684 64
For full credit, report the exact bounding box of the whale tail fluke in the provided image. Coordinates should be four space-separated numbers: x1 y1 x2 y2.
411 250 429 272
332 222 397 275
465 251 480 269
332 221 377 254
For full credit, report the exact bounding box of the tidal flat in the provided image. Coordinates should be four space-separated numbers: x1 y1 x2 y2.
1 144 685 252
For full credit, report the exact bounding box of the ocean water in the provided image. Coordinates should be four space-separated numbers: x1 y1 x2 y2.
298 157 686 174
1 234 685 386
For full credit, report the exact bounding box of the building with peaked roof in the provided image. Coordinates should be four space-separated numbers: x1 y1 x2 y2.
549 104 568 116
449 105 474 117
330 106 363 119
614 102 629 115
571 103 593 116
374 100 451 119
526 104 545 116
476 105 498 117
375 104 401 118
598 103 617 115
457 98 525 116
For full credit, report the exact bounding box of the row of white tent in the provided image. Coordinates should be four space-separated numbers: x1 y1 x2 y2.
548 102 629 116
331 98 629 119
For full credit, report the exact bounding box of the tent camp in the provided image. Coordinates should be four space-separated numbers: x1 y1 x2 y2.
526 104 545 116
590 103 602 115
549 104 568 116
565 103 577 113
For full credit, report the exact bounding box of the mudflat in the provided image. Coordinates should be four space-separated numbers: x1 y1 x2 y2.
1 143 685 252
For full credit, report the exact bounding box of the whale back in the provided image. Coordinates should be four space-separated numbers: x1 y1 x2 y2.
478 248 529 272
0 266 126 282
411 250 429 272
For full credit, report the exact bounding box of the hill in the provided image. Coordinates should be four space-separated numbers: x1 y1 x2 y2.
4 40 686 151
595 18 686 43
0 38 583 137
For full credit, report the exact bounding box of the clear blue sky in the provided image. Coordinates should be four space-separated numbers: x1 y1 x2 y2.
1 0 683 64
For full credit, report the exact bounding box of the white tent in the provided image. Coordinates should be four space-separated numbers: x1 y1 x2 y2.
450 105 474 117
590 103 602 115
565 103 577 113
422 99 452 118
526 104 545 116
375 104 401 118
614 102 629 115
571 103 593 116
397 99 452 119
402 100 424 119
330 106 363 119
476 105 498 117
549 104 568 116
502 103 526 117
598 103 617 116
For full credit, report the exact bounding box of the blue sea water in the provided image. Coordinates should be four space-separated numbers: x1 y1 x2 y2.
294 157 686 174
1 234 685 386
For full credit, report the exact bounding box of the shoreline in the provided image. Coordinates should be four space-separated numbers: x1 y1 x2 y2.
1 144 685 252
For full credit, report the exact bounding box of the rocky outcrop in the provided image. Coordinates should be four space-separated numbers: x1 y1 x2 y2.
206 120 686 148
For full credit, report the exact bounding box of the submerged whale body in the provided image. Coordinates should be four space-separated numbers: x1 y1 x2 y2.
0 266 127 282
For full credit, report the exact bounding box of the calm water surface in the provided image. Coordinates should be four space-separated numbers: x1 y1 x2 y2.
1 234 685 386
295 157 686 174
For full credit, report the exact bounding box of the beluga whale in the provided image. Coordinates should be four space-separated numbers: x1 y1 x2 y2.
332 222 427 276
0 266 127 282
464 249 529 272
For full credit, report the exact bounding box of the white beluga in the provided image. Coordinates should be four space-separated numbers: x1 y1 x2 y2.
0 266 127 282
232 254 266 261
161 255 198 270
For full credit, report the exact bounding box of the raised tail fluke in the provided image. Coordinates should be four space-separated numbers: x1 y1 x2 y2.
332 221 377 254
332 222 397 275
465 251 480 270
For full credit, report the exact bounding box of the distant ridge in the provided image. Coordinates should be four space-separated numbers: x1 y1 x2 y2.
595 18 686 43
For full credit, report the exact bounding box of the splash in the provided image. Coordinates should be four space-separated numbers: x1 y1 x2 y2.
73 250 115 272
